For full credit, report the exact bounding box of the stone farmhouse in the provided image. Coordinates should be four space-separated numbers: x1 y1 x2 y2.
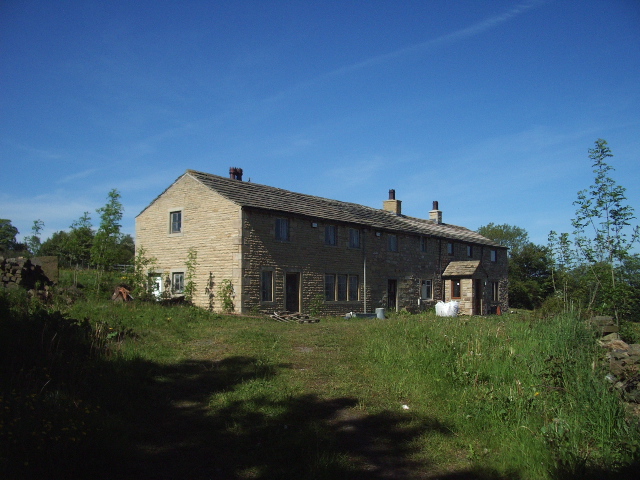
135 168 508 316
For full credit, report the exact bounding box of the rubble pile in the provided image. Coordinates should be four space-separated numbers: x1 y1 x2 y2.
592 316 640 407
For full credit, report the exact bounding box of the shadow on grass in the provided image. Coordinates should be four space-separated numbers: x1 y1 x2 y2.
96 356 457 479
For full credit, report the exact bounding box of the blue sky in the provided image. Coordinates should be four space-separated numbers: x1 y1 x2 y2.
1 0 639 248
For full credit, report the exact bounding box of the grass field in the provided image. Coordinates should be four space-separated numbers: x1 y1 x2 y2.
2 291 639 479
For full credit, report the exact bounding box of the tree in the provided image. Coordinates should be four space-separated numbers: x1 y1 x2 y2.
572 139 639 266
477 223 530 256
550 139 639 321
478 223 554 309
0 219 19 254
40 231 71 263
508 242 554 309
91 189 124 272
67 212 94 268
25 219 44 256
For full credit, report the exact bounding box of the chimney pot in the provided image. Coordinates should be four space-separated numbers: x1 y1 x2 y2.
229 167 243 181
389 189 396 200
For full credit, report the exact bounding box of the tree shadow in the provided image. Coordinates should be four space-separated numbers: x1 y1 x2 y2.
98 355 458 479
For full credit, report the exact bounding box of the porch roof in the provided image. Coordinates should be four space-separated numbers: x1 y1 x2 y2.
442 260 487 278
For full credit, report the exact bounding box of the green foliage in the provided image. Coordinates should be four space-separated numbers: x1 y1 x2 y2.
218 279 235 313
126 245 157 300
25 219 44 256
477 223 554 309
309 293 324 317
90 189 124 272
508 242 554 309
183 247 198 303
477 223 530 255
0 219 24 255
549 140 640 322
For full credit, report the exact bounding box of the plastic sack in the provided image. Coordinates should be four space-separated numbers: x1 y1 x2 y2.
435 301 459 317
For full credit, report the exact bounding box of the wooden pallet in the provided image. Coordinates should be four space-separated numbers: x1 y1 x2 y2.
270 311 320 324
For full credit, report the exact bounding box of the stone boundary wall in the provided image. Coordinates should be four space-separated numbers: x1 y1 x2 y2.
0 257 53 290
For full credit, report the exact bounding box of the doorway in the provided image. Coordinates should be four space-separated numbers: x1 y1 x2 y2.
387 279 397 311
285 273 300 312
474 279 483 315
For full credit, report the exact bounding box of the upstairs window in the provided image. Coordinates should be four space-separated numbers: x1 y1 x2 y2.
447 242 454 255
170 211 182 234
490 249 497 262
388 234 398 252
349 228 361 248
421 236 427 252
467 245 473 257
325 225 337 246
275 218 290 241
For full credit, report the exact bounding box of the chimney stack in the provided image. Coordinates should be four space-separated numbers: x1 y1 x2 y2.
429 200 442 224
229 167 243 181
383 189 402 215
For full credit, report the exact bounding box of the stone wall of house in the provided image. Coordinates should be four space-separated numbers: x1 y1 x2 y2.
241 210 366 316
135 174 243 312
241 210 509 316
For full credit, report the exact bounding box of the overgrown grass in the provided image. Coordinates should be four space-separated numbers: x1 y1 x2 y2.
1 289 639 479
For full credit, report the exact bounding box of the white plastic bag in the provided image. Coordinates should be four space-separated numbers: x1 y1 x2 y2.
435 300 459 317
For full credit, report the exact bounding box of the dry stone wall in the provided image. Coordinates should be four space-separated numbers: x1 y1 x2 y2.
1 257 53 290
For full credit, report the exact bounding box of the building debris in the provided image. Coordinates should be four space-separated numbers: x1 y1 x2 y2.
270 311 320 323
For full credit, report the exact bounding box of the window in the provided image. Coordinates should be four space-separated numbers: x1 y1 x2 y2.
348 228 360 248
324 274 336 301
348 275 359 301
170 211 182 234
275 218 290 241
421 279 433 300
388 234 398 252
261 271 273 302
467 245 473 257
421 236 427 252
172 272 184 294
325 225 337 246
447 242 454 255
337 274 348 301
492 281 499 302
325 274 359 301
451 279 461 299
490 249 497 262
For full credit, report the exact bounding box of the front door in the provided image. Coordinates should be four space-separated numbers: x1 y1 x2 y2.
474 279 483 315
285 273 300 312
387 279 397 311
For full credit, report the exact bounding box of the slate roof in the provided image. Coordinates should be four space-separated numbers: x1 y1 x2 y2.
442 260 486 277
146 169 505 247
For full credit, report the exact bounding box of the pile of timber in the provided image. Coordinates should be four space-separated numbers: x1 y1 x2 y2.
1 257 52 290
270 311 320 324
